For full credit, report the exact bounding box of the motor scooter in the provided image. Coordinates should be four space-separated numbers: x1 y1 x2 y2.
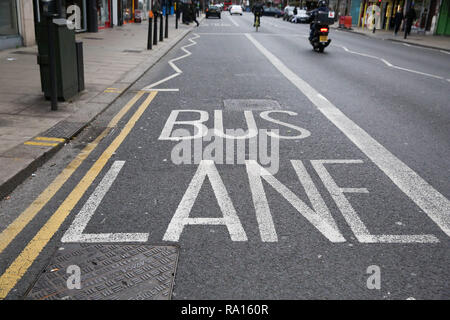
309 11 335 53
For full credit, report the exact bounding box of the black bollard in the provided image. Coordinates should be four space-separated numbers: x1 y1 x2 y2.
47 16 58 111
160 12 164 41
165 12 169 38
147 17 153 50
176 6 179 29
153 13 158 45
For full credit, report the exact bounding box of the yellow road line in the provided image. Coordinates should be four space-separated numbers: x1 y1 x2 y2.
0 91 156 299
24 141 59 147
35 137 66 142
108 91 144 128
0 92 144 256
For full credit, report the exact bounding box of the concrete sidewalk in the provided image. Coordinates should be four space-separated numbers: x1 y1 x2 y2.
332 24 450 51
0 15 203 199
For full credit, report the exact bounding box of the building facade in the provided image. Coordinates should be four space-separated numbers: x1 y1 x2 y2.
0 0 36 50
337 0 449 35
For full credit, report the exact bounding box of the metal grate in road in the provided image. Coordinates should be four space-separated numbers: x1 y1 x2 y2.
26 244 179 300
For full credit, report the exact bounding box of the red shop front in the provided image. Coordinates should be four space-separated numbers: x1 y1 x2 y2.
97 0 112 28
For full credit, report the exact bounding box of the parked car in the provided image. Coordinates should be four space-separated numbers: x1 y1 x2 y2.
283 6 295 21
263 6 282 18
291 9 310 23
229 5 243 15
206 5 221 19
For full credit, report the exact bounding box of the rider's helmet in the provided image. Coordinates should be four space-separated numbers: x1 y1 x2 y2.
318 0 328 7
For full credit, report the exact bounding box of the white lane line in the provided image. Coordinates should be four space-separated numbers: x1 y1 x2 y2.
195 32 305 36
245 33 450 238
142 88 179 92
228 15 240 27
341 46 445 80
142 33 200 91
61 161 149 243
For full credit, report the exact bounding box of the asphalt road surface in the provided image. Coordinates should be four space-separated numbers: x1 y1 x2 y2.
1 12 449 300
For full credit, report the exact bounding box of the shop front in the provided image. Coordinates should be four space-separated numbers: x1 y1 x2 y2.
119 0 152 24
97 0 111 28
408 0 440 33
0 0 21 50
354 0 442 33
436 0 449 35
356 0 403 30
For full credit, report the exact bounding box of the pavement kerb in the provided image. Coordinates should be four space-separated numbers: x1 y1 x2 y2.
331 25 450 52
0 16 204 200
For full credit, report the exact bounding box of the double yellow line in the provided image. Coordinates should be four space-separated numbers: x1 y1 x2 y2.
0 91 157 299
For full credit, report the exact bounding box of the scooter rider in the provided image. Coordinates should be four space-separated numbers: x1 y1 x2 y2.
308 0 330 40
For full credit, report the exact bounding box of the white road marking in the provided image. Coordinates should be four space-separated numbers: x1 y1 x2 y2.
201 23 232 27
195 32 304 36
163 160 247 242
143 88 179 92
246 160 346 242
142 33 200 91
311 159 438 243
440 50 450 55
246 33 450 238
61 161 149 243
228 16 240 27
341 46 445 80
214 110 258 139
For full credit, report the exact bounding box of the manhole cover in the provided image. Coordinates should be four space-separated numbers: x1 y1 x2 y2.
224 99 281 111
26 244 179 300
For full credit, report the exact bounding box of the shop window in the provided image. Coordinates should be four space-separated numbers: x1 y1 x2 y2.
0 0 19 37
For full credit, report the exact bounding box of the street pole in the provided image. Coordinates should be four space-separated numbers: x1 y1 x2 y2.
148 14 153 49
111 0 114 28
47 15 58 111
175 0 179 29
165 1 169 38
160 10 164 41
153 11 158 45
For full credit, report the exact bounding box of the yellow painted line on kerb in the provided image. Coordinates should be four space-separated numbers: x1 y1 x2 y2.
24 141 59 147
0 91 156 299
0 91 144 257
24 137 66 146
35 137 66 142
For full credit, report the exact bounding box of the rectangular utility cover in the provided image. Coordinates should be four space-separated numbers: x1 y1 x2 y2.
26 244 179 300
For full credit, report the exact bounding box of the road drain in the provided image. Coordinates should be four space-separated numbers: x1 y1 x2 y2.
26 244 179 300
